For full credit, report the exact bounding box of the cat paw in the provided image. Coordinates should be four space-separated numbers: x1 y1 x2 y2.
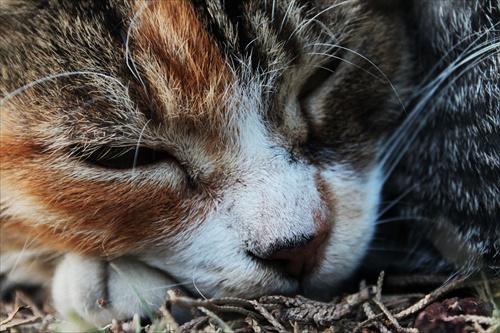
52 254 187 326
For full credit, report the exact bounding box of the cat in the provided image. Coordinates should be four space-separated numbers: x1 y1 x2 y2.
387 0 499 270
368 0 500 276
0 0 498 326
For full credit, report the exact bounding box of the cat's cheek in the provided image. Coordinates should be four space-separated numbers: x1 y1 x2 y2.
302 165 381 297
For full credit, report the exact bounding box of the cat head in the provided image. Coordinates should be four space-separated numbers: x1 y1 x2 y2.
1 0 411 301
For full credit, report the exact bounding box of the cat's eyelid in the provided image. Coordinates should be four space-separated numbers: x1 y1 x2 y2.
298 58 342 100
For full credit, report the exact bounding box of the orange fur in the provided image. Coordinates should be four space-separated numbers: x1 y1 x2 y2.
134 1 232 119
1 130 217 256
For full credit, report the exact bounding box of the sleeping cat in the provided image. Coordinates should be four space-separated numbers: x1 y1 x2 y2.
1 0 498 326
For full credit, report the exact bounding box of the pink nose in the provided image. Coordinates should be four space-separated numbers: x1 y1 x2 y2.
267 229 329 277
250 223 330 278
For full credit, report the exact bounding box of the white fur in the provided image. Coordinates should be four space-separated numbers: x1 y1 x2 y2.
52 254 189 326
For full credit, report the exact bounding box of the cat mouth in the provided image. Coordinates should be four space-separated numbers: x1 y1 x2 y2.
244 256 323 297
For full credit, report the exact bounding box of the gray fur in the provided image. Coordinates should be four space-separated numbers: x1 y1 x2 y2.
383 0 499 274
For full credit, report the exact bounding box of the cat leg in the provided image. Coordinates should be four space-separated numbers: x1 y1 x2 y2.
52 253 188 326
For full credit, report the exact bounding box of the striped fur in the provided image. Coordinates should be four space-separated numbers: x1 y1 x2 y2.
380 0 500 274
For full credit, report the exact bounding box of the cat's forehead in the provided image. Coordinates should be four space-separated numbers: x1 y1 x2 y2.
126 0 354 123
131 1 233 120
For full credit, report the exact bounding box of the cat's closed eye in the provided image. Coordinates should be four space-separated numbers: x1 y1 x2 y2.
299 57 343 99
79 146 174 169
78 145 198 189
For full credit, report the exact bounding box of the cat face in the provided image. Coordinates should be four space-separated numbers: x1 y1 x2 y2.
0 0 411 322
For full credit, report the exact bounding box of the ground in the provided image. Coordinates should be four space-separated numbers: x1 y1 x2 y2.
1 272 499 333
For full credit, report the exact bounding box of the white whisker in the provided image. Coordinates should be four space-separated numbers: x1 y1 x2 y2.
306 51 386 83
192 275 207 300
6 237 35 281
1 71 128 105
381 22 500 162
417 21 500 90
131 119 151 178
376 180 423 220
126 2 150 98
278 0 296 35
288 0 353 43
375 216 433 226
310 43 407 112
380 39 500 184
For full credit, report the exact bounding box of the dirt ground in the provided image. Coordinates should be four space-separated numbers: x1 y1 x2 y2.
1 272 499 333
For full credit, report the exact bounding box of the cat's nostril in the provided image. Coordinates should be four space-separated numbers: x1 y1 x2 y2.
250 229 329 278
